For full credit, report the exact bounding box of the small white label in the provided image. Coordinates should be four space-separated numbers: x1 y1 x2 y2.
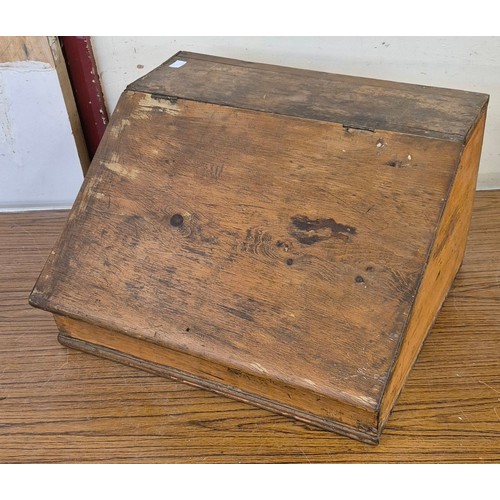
169 60 187 69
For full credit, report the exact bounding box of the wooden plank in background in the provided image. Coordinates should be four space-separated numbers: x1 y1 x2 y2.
48 36 90 174
0 36 53 64
0 36 90 173
0 190 499 462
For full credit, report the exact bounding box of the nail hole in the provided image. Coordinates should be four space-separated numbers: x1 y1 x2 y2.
355 275 365 283
286 258 293 266
185 327 190 332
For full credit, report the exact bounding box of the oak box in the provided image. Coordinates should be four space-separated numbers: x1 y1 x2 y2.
29 52 488 443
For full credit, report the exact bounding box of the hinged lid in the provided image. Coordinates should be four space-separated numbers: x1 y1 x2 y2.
130 51 487 142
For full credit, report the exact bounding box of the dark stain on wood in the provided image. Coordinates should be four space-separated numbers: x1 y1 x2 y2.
151 93 178 104
343 124 375 133
385 160 404 168
21 41 29 59
290 215 356 245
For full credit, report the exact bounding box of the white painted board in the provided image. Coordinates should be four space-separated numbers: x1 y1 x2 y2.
0 61 83 211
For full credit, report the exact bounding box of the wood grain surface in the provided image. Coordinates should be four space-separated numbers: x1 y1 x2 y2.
0 36 53 65
1 191 499 462
130 51 488 141
29 89 477 441
49 37 90 173
379 110 486 428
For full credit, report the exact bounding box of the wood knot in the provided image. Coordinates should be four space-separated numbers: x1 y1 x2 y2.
170 214 184 227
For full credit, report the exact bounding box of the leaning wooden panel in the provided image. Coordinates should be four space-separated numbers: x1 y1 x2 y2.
29 52 488 443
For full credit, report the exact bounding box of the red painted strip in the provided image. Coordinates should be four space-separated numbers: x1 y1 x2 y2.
60 36 109 160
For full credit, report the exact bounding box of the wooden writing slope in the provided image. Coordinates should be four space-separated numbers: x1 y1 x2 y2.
29 52 488 444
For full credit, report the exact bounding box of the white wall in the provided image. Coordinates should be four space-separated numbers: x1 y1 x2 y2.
0 61 83 211
92 36 500 190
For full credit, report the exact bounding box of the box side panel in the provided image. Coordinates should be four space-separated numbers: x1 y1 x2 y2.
55 315 379 444
129 51 488 142
378 110 487 428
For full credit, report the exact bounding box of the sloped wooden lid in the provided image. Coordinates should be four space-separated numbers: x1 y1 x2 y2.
30 53 487 411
